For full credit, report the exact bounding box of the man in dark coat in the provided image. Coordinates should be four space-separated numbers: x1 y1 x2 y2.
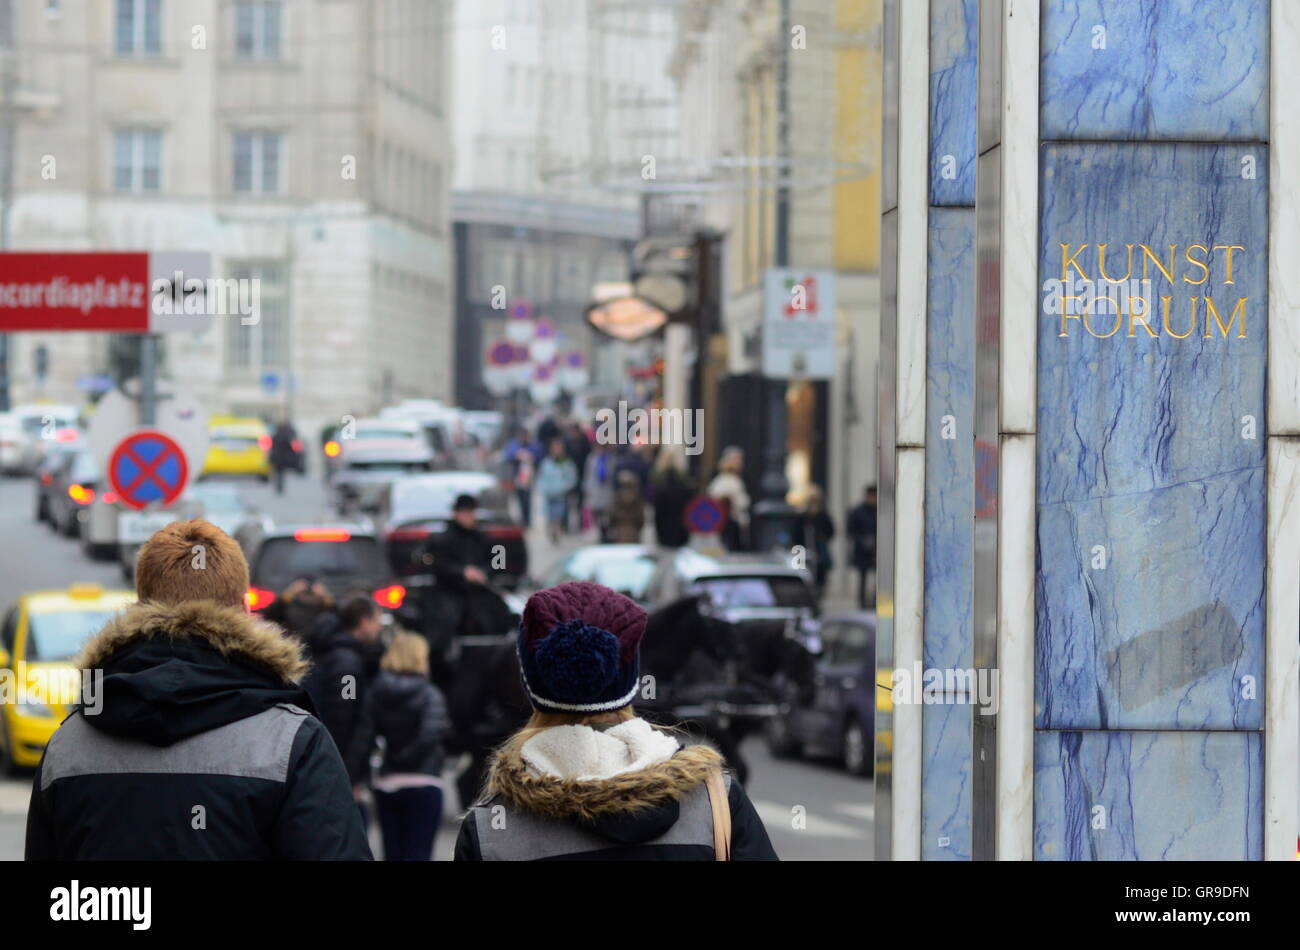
301 593 384 785
269 421 300 494
25 519 371 860
847 484 878 609
420 493 513 669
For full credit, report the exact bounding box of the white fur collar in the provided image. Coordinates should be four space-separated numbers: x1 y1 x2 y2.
520 718 680 782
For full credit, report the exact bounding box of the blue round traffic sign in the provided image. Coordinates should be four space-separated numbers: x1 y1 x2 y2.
108 430 189 511
684 495 727 534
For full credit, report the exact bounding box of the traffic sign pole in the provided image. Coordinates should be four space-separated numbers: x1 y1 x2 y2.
140 334 158 426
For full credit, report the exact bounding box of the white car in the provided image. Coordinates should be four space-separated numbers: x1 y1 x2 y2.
0 413 25 474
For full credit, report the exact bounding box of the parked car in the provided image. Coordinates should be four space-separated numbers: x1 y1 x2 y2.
238 522 410 624
384 470 527 588
330 437 435 514
46 449 104 541
201 416 272 480
537 544 656 602
642 547 822 649
10 404 81 475
765 611 875 776
33 431 85 524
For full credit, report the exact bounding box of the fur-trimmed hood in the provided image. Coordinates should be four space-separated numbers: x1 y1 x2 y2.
487 720 724 822
73 599 313 748
77 599 309 683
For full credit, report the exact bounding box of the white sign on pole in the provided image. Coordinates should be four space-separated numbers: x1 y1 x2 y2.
88 379 209 499
761 268 837 380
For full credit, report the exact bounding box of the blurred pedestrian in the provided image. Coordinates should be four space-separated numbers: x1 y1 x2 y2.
793 485 835 598
502 427 537 527
848 484 878 609
651 446 693 548
269 420 299 495
453 581 777 860
584 441 616 542
263 576 335 642
302 593 385 794
565 422 592 533
536 438 578 545
607 470 646 543
26 519 371 859
707 446 751 551
347 632 451 861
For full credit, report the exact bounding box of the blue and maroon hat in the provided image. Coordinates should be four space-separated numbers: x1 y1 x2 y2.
517 581 646 714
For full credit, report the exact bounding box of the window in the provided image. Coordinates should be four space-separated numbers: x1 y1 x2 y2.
116 0 161 56
235 1 281 59
233 131 282 195
113 129 162 193
223 262 288 373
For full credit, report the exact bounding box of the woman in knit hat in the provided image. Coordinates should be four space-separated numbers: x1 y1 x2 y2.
453 580 777 861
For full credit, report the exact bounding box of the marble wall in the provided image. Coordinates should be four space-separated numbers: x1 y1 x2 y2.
920 0 980 860
1033 0 1270 858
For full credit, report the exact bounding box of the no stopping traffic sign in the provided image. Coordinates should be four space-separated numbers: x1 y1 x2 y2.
108 431 190 511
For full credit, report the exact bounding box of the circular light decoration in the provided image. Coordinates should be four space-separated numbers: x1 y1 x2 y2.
506 299 534 342
532 317 559 364
586 296 668 342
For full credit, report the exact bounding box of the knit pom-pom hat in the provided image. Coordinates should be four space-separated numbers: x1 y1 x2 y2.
517 581 647 713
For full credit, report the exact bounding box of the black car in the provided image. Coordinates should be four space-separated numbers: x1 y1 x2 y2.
46 449 101 539
383 471 527 589
765 611 875 776
240 523 412 623
33 434 85 525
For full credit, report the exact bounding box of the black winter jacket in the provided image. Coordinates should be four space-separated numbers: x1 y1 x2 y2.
301 614 372 782
345 670 450 780
25 600 372 861
454 728 777 861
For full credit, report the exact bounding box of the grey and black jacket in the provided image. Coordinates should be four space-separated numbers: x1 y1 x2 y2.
25 600 373 861
454 736 778 861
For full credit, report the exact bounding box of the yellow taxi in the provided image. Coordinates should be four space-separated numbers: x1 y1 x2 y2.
0 585 136 772
201 415 272 480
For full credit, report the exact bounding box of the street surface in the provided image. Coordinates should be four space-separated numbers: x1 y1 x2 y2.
0 472 871 861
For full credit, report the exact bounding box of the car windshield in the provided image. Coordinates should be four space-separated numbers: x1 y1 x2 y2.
69 454 99 482
253 536 387 591
192 487 244 514
688 575 816 609
27 609 119 662
394 480 502 518
592 559 656 598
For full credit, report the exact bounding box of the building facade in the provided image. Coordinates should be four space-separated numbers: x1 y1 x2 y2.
1 0 453 440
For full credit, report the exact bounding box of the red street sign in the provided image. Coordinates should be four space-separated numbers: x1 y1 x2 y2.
0 253 151 331
108 430 189 511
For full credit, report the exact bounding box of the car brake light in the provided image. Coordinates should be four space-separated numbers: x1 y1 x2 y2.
291 438 303 453
68 484 95 505
386 526 432 542
40 473 53 485
485 525 523 540
324 440 341 458
101 491 119 505
294 528 351 542
247 587 276 611
373 584 406 609
257 434 272 451
54 428 78 443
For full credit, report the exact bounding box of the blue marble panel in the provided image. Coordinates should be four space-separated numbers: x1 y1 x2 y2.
1035 730 1263 860
1036 143 1266 730
929 0 978 205
1040 0 1268 141
922 697 972 860
925 208 975 672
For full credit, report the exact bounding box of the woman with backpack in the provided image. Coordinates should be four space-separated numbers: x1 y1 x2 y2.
453 581 778 861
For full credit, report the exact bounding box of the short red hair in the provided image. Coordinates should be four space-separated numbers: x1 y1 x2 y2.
135 519 249 609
